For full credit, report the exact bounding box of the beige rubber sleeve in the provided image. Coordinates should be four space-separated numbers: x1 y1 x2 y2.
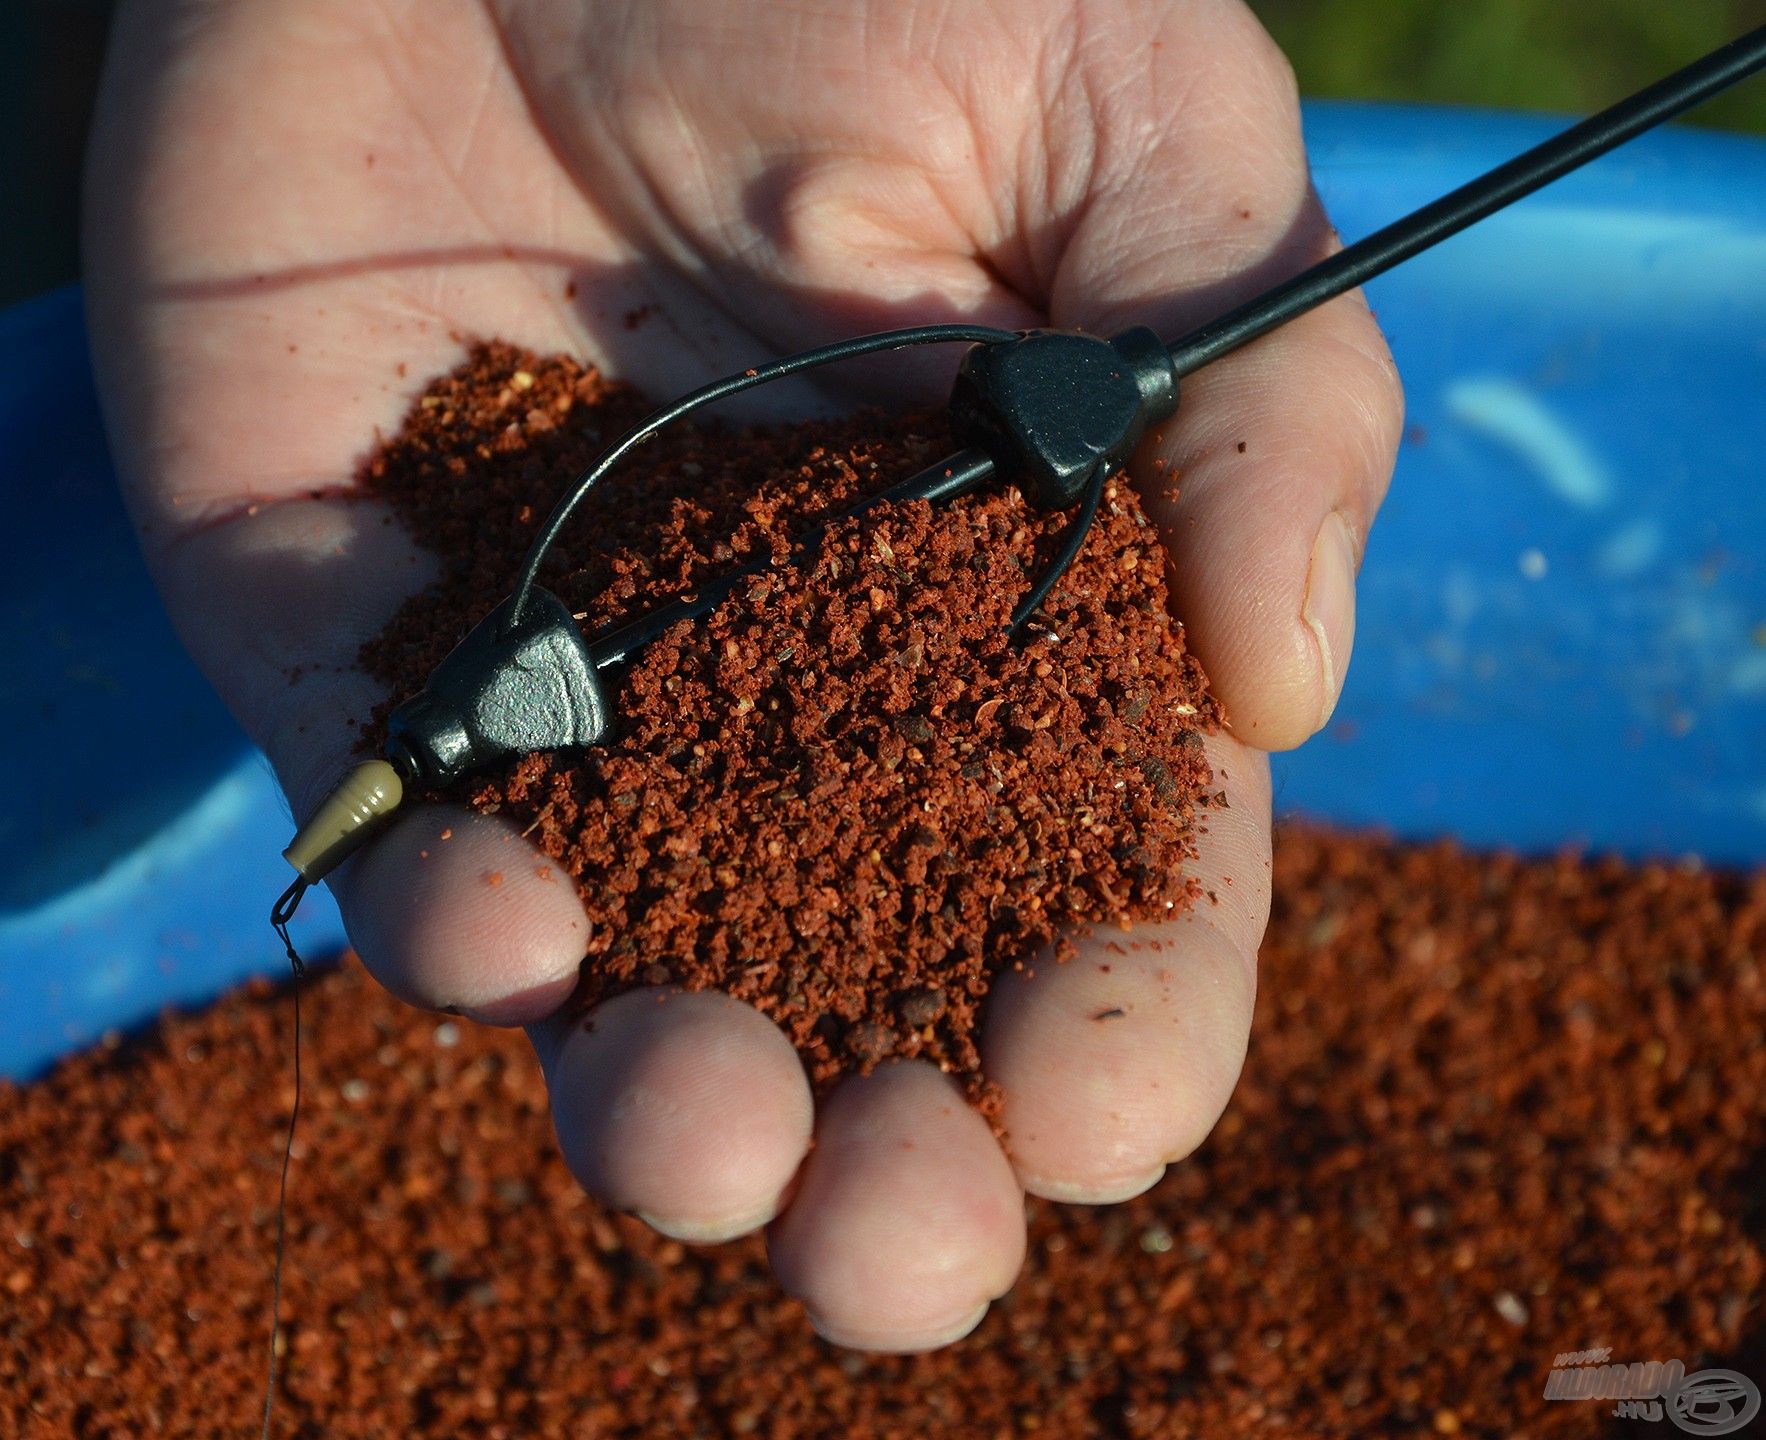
282 759 405 883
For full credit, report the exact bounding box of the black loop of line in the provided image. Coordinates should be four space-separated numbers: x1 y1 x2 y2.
261 877 309 1439
506 323 1019 630
1008 462 1107 642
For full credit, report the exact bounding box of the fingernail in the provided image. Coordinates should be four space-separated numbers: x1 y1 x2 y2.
1019 1162 1167 1206
1303 512 1358 731
807 1300 991 1353
636 1196 783 1245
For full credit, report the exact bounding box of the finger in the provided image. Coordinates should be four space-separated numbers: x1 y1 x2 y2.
767 1061 1025 1352
1135 296 1399 750
981 734 1270 1201
136 494 587 1028
331 804 589 1025
536 989 814 1243
1043 0 1403 750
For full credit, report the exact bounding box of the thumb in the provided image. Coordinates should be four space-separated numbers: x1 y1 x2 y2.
1039 2 1402 749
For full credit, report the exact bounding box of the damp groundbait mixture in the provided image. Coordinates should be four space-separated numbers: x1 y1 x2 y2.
8 348 1766 1440
358 344 1223 1107
2 828 1762 1437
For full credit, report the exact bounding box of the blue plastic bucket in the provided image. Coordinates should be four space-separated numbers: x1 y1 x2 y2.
2 102 1762 1078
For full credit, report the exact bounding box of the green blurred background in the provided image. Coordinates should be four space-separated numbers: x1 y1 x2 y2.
4 0 1764 309
1257 0 1766 131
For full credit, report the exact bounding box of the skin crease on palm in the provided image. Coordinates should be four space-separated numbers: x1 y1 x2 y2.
83 0 1401 1351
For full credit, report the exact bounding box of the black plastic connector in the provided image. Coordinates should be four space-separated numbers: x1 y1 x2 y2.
948 326 1178 508
384 587 612 784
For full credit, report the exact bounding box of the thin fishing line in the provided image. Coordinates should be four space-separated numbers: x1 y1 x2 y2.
262 877 309 1440
507 322 1019 629
1009 461 1107 640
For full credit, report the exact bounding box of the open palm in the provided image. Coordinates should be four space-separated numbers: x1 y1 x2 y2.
86 0 1400 1349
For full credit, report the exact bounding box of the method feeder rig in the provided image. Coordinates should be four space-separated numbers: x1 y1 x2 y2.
254 25 1766 1434
272 24 1766 918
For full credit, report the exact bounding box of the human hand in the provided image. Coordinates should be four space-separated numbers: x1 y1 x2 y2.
85 0 1399 1350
